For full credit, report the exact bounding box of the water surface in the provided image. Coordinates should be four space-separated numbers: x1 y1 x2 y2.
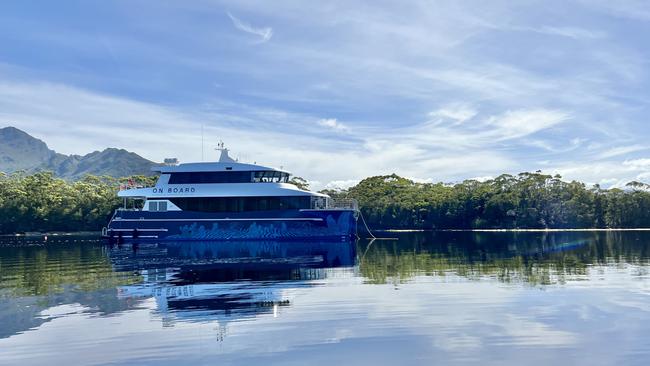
0 231 649 365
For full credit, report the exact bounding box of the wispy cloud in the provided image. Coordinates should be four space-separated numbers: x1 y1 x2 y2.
227 12 273 43
537 26 606 40
428 104 477 125
622 158 650 169
599 145 648 159
485 109 570 141
317 118 349 132
408 107 570 149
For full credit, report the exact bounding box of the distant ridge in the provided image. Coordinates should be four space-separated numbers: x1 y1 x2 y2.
0 126 158 179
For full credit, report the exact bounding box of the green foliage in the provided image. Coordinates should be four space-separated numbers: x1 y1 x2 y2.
1 171 650 233
288 176 310 190
335 172 650 229
0 172 156 234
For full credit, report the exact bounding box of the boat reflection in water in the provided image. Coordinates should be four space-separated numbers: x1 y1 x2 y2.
107 240 356 328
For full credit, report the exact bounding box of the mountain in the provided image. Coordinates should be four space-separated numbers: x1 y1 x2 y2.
0 126 64 172
0 126 158 179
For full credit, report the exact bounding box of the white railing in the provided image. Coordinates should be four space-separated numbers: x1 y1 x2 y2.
327 198 359 211
119 184 153 191
310 197 358 210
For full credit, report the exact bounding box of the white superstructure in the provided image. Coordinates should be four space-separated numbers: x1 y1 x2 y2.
118 146 329 212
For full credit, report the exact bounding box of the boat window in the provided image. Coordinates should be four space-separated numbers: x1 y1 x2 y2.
166 196 311 212
148 201 158 211
253 171 290 183
168 171 290 184
168 171 253 184
158 201 167 212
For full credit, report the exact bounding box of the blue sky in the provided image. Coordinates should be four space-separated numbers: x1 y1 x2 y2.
1 1 649 189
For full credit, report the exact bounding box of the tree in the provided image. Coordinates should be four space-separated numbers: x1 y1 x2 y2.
289 176 310 190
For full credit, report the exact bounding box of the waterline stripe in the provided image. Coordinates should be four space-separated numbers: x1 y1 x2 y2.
113 218 324 222
118 235 158 238
108 228 168 232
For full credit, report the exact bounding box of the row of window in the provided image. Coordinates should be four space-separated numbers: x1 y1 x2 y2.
168 171 290 184
165 196 312 212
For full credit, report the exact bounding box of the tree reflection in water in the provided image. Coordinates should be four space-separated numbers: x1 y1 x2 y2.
358 231 650 285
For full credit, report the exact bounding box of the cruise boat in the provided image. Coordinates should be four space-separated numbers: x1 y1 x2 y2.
103 145 358 241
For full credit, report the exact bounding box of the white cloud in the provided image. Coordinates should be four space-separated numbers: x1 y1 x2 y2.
428 104 477 125
227 12 273 43
404 107 570 152
317 118 349 132
549 158 650 188
623 158 650 169
468 176 494 182
485 109 569 141
322 180 359 191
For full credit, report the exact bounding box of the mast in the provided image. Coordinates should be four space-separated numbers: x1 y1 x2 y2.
216 141 236 163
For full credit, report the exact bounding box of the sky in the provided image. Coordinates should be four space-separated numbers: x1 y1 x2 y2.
1 0 649 190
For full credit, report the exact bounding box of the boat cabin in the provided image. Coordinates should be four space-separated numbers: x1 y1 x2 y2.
118 146 331 213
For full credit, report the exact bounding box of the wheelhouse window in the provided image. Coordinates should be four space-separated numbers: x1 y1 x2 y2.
253 171 289 183
167 196 310 212
168 171 252 184
168 171 289 184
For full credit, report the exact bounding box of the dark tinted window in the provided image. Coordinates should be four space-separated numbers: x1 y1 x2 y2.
168 196 311 212
253 171 289 183
168 171 252 184
168 171 290 184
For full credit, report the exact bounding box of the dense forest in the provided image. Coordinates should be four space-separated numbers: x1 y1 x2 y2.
328 173 650 230
1 171 650 234
0 172 156 234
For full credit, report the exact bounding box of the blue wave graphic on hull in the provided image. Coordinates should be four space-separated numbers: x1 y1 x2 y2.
167 212 356 240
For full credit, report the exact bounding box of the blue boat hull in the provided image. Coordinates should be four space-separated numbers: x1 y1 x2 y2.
105 209 358 241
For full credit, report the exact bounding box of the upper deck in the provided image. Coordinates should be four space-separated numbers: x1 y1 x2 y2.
119 147 327 200
155 146 289 176
156 161 289 174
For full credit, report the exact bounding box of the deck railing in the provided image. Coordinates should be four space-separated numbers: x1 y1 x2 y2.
118 183 154 191
326 198 359 211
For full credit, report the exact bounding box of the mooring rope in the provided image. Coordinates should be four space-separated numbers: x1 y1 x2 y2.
358 210 377 239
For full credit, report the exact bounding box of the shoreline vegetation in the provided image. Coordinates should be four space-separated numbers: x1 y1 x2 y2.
1 171 650 234
324 172 650 230
0 172 156 235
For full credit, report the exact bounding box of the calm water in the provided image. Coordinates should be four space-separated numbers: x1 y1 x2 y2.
0 232 649 365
